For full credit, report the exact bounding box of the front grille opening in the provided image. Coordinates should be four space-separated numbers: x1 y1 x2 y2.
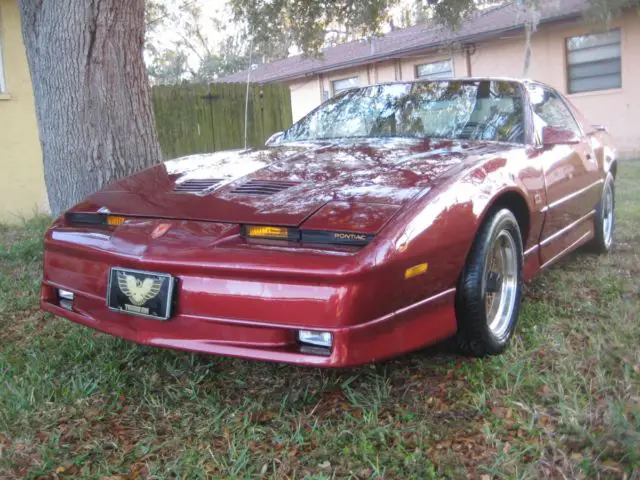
299 345 332 356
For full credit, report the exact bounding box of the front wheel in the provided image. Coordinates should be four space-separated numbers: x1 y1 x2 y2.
588 173 615 254
455 209 524 357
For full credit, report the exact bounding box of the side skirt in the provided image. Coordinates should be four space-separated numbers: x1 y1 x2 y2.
540 230 593 270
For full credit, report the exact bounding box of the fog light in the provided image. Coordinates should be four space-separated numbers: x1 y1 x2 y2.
58 289 74 301
58 289 74 310
298 330 333 348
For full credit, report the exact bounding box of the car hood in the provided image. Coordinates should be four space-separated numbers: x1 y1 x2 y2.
80 138 513 226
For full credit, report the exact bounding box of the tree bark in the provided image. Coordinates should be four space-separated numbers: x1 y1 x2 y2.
523 23 533 77
20 0 162 217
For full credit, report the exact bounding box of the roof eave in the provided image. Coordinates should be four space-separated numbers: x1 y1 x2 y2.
256 11 584 85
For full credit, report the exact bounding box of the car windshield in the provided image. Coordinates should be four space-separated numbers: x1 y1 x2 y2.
282 80 526 144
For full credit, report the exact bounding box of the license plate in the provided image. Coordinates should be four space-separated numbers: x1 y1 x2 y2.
107 268 175 320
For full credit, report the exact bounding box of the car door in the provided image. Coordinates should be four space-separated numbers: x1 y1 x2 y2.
528 85 602 266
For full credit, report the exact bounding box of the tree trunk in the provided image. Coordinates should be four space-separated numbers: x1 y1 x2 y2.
415 0 426 24
19 0 162 217
523 22 533 77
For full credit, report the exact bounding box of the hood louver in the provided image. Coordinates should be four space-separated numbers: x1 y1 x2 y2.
230 179 299 196
174 178 223 193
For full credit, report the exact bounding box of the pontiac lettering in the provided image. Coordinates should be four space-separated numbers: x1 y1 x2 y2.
333 232 367 241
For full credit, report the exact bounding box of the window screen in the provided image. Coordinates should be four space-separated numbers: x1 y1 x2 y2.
567 29 621 94
332 77 359 95
415 60 453 79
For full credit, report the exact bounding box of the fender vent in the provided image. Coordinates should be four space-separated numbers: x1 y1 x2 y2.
174 178 223 193
230 179 299 195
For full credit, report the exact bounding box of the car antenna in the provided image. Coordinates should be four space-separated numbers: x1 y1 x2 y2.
243 33 254 152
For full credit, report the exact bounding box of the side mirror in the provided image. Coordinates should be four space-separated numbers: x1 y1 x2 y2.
265 131 284 147
542 125 581 146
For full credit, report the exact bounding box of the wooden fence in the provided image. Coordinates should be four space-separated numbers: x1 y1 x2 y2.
152 83 293 159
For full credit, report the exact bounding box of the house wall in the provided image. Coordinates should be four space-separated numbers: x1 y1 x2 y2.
0 0 47 223
322 66 370 97
400 51 459 79
375 60 398 83
465 16 640 155
287 16 640 156
289 76 322 122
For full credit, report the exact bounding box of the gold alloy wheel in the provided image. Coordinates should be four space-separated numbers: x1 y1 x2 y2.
602 182 615 249
484 230 519 340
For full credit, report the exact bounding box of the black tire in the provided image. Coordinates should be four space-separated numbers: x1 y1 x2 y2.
588 173 615 254
455 209 524 357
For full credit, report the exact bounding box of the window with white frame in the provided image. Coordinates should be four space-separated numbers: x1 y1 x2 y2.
332 76 359 95
415 59 453 79
566 29 621 94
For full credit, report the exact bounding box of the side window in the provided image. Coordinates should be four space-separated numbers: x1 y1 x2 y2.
529 86 582 137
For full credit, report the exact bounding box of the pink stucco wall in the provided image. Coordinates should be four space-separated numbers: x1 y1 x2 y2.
466 16 640 155
287 16 640 156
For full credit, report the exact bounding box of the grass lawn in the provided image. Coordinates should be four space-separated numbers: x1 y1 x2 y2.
1 162 639 480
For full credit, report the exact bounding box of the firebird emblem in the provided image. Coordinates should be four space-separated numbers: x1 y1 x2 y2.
117 272 163 306
151 223 171 239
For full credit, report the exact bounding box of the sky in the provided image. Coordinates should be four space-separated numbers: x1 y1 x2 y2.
147 0 419 67
147 0 232 53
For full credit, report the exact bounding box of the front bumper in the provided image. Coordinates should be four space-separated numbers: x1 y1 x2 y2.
41 286 456 367
41 223 458 367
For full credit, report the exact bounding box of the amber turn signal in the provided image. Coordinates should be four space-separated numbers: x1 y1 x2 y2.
106 215 126 226
243 225 373 245
66 212 126 228
245 225 294 240
405 262 429 279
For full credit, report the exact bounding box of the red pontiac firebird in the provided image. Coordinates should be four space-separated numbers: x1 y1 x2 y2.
40 79 617 367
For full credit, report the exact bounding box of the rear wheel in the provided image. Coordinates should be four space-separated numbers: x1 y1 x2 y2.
456 209 523 357
588 173 615 254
